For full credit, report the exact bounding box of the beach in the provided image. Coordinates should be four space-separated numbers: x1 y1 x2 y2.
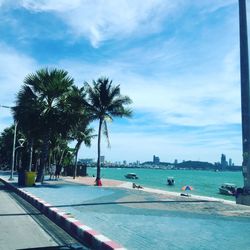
63 176 250 217
86 168 243 201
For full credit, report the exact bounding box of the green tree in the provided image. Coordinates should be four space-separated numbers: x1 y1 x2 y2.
13 85 42 171
13 68 75 182
71 121 95 179
0 126 15 168
0 125 27 170
49 135 68 167
84 77 132 183
65 85 96 178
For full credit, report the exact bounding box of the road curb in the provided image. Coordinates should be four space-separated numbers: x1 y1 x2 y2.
0 178 126 250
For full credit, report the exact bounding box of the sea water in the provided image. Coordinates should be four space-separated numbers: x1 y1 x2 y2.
87 167 243 200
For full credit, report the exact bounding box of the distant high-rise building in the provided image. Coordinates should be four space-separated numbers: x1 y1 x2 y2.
153 155 160 164
221 154 226 163
229 158 232 167
221 154 228 168
174 159 178 165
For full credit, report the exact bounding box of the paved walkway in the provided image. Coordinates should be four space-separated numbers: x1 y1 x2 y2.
63 176 250 216
0 181 87 250
0 182 58 249
3 173 250 249
17 177 250 250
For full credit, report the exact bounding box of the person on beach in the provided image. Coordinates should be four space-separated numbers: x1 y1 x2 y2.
55 164 62 180
95 179 102 186
49 164 56 180
133 183 143 189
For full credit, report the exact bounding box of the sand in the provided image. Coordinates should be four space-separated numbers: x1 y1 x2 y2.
63 176 235 204
62 176 250 217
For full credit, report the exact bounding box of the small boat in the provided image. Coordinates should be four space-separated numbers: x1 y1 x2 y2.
219 183 237 196
167 177 175 186
125 173 138 179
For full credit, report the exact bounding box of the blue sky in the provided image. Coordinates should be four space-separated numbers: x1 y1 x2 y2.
0 0 248 165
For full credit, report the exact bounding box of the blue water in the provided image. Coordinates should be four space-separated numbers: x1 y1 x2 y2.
87 168 243 200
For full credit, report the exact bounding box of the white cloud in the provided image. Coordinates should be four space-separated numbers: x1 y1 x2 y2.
0 43 38 132
21 0 82 12
65 0 173 47
58 42 242 164
0 0 243 164
192 0 235 14
59 42 241 128
15 0 180 47
0 44 38 104
80 125 241 164
0 0 240 48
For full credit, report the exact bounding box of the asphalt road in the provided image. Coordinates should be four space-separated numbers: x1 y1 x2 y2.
0 182 87 250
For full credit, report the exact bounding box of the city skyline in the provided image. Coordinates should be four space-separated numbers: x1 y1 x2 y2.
80 153 236 167
0 1 248 165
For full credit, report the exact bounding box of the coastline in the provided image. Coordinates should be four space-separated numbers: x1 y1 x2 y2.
63 176 236 205
62 176 250 217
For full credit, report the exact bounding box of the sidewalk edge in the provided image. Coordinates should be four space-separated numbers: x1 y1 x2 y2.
0 178 126 250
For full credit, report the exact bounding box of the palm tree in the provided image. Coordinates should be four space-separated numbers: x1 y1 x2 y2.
13 85 42 171
49 135 68 167
0 126 18 168
71 121 95 179
66 85 96 178
84 77 132 183
13 68 75 182
0 125 27 171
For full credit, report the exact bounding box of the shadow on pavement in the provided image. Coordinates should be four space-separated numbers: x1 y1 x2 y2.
18 244 84 249
51 199 218 208
0 212 41 216
30 182 76 189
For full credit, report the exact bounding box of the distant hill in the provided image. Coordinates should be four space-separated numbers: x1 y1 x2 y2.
176 161 215 169
141 161 172 166
141 160 214 169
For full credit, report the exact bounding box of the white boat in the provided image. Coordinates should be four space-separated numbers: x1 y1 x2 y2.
219 183 237 196
125 173 138 179
167 177 175 186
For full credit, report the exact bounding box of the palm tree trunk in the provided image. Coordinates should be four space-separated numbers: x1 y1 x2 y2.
73 148 79 179
28 139 33 171
59 149 65 165
36 133 50 183
96 119 102 181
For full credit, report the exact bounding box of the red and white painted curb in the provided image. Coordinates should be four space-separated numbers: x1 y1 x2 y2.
0 178 126 250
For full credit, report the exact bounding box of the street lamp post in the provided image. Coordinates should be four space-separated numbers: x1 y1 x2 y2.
9 135 25 181
9 122 17 180
0 105 19 181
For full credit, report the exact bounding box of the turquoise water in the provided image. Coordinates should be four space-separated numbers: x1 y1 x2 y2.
87 168 243 200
